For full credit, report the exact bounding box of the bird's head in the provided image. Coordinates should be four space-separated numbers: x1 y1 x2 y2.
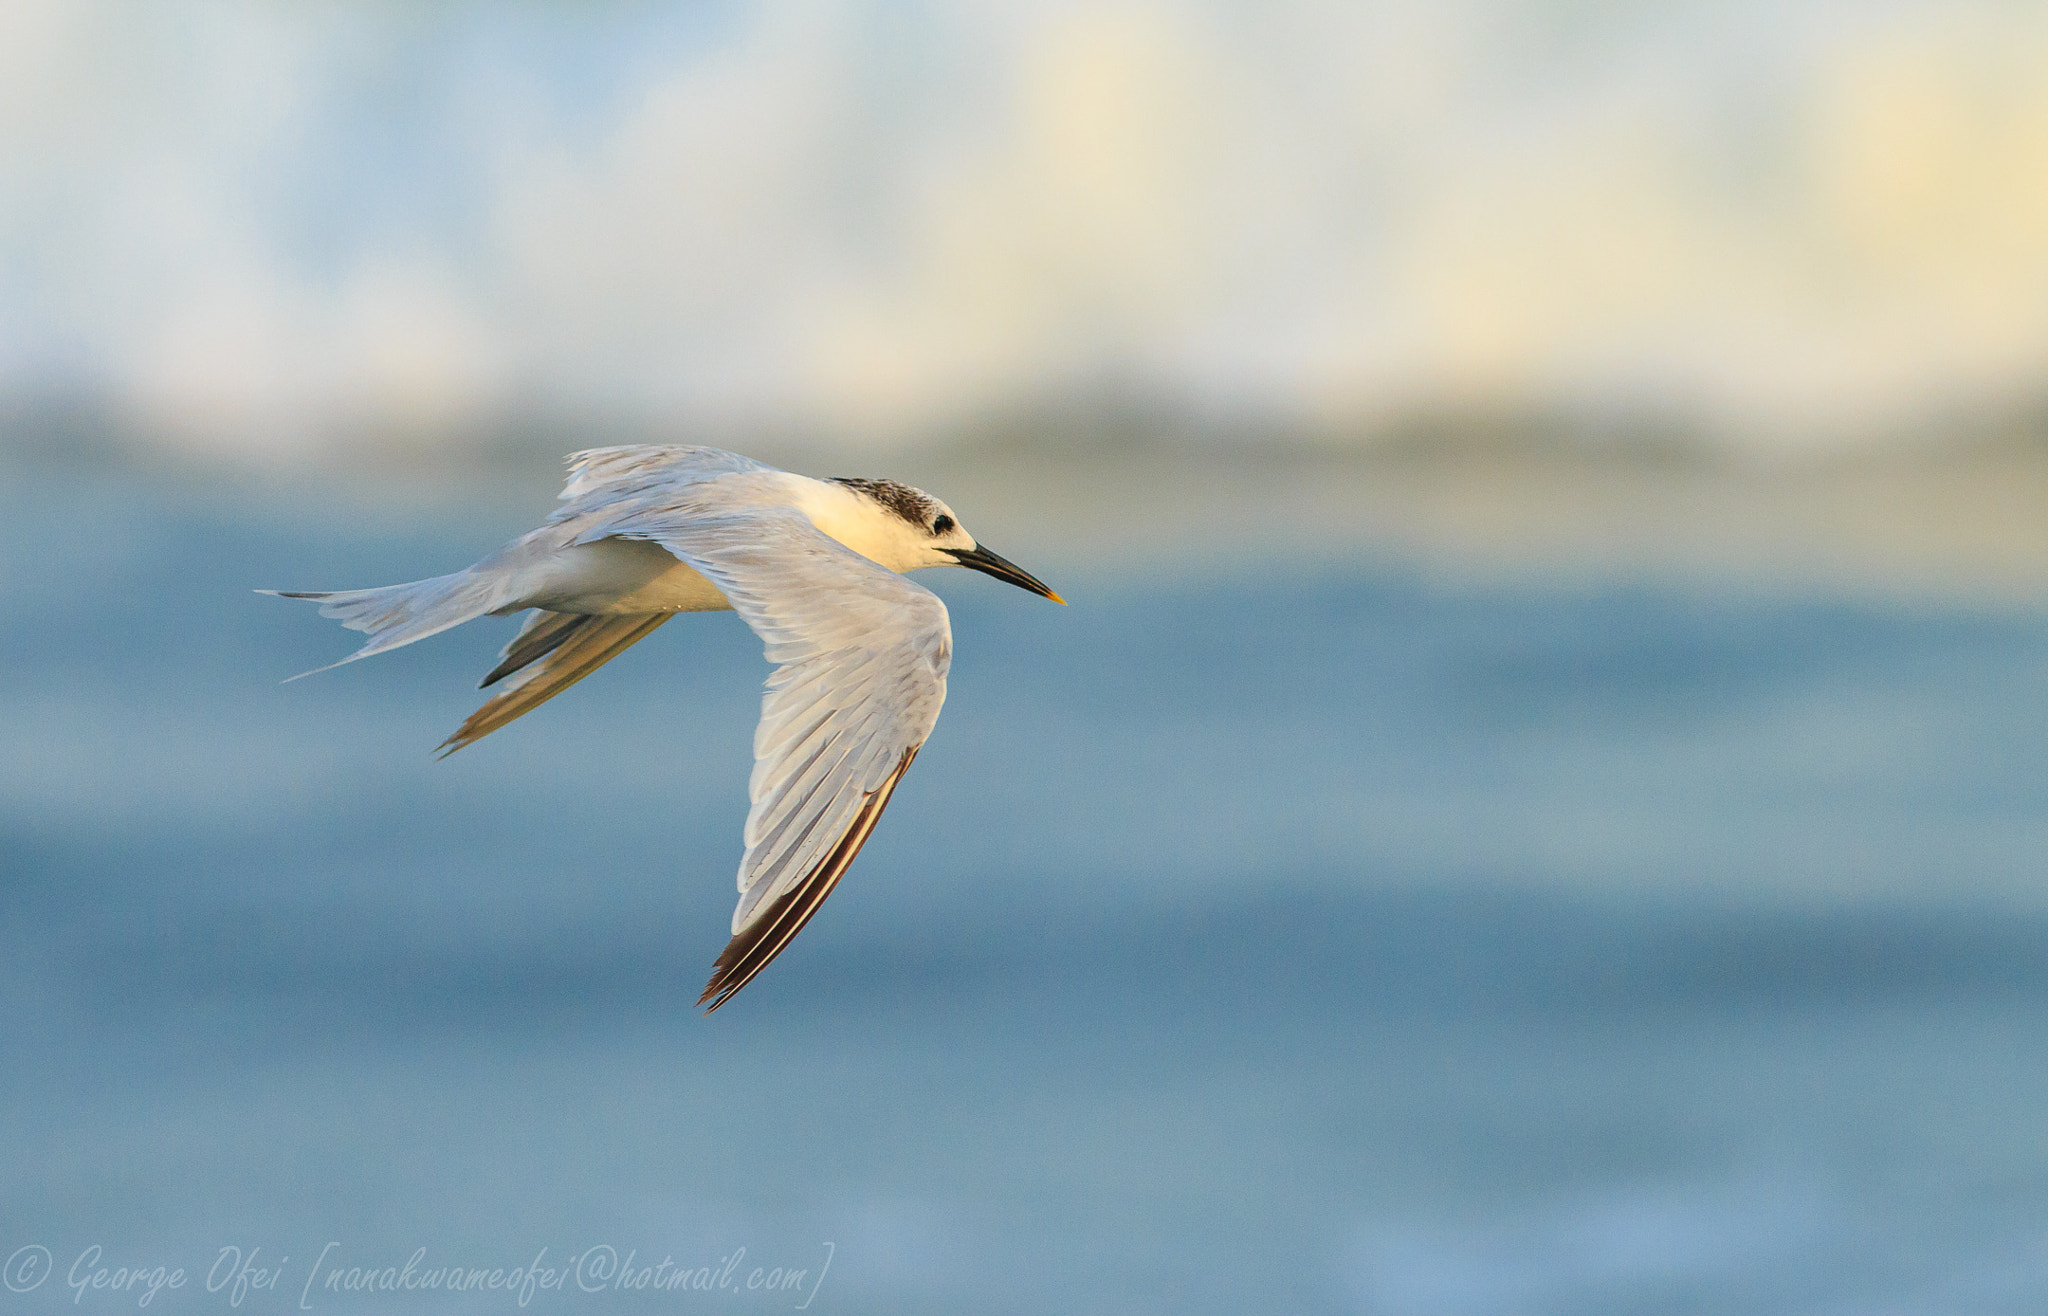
827 477 1065 602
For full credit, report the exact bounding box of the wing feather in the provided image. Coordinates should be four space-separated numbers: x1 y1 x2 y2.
698 748 919 1010
438 612 671 756
554 445 769 509
480 608 590 688
593 506 951 1010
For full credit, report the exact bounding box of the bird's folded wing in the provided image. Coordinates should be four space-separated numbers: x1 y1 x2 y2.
590 507 952 1011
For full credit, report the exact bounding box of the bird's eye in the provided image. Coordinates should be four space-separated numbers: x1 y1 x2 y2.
932 515 954 535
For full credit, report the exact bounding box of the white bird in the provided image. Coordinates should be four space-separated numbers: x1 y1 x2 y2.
265 445 1063 1010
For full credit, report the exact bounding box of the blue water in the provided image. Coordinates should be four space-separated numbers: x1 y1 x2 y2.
7 473 2048 1314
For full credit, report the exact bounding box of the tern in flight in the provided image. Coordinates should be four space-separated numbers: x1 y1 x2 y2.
266 446 1063 1010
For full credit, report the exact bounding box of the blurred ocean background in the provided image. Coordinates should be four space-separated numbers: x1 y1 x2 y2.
10 2 2048 1313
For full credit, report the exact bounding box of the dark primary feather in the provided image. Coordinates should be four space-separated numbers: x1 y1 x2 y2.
438 611 672 756
480 609 590 688
698 746 920 1012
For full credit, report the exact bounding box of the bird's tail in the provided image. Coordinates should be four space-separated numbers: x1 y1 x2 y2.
260 569 503 680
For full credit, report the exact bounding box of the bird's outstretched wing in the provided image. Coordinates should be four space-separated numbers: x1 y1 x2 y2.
591 506 952 1011
550 445 771 519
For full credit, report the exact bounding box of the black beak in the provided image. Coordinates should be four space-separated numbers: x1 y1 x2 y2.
944 544 1066 604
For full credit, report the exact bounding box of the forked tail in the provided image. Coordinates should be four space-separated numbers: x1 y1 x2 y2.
260 570 502 679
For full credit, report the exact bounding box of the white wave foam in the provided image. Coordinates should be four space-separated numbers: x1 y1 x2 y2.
4 0 2048 459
